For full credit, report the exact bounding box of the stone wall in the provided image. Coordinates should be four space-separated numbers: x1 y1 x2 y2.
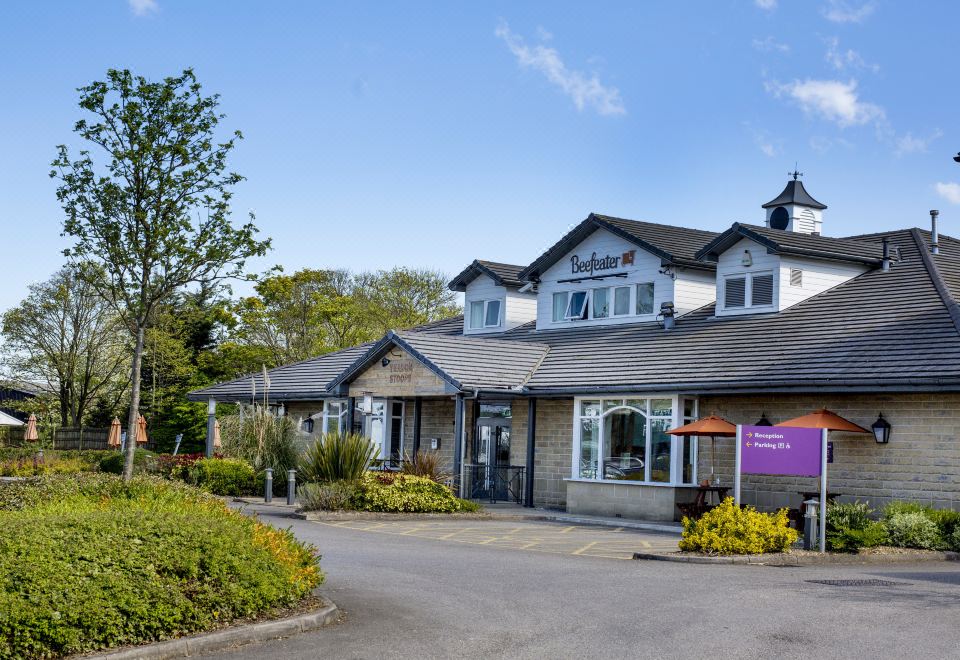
700 392 960 512
514 398 574 509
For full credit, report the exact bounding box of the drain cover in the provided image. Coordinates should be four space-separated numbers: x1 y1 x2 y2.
806 579 910 587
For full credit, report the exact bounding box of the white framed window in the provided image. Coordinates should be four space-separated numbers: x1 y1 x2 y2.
564 290 589 320
593 288 610 319
613 286 631 316
468 299 502 329
724 272 774 311
636 282 655 315
572 394 695 486
552 292 569 322
322 399 348 435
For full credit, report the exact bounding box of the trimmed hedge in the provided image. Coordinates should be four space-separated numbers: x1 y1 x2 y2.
0 474 322 659
177 457 258 496
298 472 481 513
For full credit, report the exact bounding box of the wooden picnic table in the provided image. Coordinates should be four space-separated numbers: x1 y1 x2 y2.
677 486 730 519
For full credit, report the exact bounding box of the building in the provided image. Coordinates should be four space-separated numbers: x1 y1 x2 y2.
189 177 960 521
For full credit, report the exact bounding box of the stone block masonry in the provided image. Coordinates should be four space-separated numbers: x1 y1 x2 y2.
700 392 960 512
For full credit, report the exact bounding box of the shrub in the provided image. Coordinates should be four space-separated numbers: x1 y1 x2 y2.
300 432 378 483
679 498 799 555
154 452 208 477
926 509 960 544
352 473 475 513
98 449 156 475
181 457 258 496
0 474 322 659
298 480 358 511
951 526 960 552
825 501 888 553
402 451 451 483
882 500 931 519
885 512 942 549
0 455 88 477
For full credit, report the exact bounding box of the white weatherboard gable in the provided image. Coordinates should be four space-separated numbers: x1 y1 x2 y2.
535 227 676 330
463 273 536 334
715 236 869 316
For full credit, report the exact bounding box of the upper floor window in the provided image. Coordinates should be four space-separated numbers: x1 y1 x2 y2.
636 282 655 315
723 272 773 311
469 299 502 329
564 291 589 320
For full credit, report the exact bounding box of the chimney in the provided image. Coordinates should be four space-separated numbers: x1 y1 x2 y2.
930 210 940 255
660 301 675 330
881 237 891 272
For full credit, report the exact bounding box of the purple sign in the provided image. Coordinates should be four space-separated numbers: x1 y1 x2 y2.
740 425 822 477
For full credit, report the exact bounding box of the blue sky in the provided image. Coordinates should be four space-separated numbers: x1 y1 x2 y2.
1 1 958 311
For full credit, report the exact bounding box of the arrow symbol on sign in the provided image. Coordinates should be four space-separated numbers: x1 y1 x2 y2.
745 442 752 447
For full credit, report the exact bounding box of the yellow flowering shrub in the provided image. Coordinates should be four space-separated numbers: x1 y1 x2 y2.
679 497 799 555
353 473 478 513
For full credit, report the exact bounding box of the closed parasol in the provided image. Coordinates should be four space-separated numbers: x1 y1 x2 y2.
107 417 122 448
136 414 148 445
24 413 39 442
667 415 737 485
213 419 222 450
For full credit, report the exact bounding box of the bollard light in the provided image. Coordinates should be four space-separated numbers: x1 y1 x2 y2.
287 469 296 506
803 498 820 551
264 468 273 503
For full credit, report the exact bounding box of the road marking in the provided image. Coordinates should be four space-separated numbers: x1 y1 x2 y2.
572 541 600 555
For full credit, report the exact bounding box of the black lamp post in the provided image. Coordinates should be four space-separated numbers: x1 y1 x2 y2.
871 413 892 444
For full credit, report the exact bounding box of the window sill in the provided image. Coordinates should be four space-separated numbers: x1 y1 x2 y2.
564 478 689 488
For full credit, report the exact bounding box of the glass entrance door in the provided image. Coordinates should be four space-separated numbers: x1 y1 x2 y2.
473 418 511 500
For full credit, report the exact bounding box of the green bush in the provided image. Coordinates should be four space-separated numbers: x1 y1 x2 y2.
180 457 257 496
352 473 476 513
0 474 322 659
217 405 299 480
679 498 799 555
825 501 888 553
300 432 378 483
885 512 942 549
926 509 960 545
98 449 156 475
298 480 358 511
951 526 960 552
401 450 451 483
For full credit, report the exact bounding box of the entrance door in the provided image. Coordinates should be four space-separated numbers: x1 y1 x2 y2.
363 399 404 468
473 417 511 500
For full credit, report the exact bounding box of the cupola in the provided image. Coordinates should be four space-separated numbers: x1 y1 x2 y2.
761 171 827 235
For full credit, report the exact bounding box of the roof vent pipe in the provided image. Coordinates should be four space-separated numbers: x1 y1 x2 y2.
930 209 940 255
660 301 676 331
881 238 891 271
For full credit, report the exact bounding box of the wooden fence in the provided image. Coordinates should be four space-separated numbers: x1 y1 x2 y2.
0 426 157 451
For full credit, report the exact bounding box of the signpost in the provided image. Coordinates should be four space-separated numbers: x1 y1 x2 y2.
734 425 829 552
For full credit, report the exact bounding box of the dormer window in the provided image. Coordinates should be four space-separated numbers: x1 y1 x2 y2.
723 272 773 311
636 282 655 315
469 299 502 329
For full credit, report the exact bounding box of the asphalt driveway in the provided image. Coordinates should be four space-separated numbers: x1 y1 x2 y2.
207 504 960 660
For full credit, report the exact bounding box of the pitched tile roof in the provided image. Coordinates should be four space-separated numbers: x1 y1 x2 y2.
697 223 885 265
448 260 527 291
519 214 720 280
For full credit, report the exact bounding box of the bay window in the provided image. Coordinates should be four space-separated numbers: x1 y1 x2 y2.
572 395 698 485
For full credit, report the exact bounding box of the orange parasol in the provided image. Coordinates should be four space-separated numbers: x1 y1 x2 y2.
24 413 39 442
107 417 122 448
667 415 737 486
213 419 222 450
136 414 148 445
775 408 870 433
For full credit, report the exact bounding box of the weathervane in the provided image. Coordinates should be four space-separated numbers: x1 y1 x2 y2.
789 163 803 181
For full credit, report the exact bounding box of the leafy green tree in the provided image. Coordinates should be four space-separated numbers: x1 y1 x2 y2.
1 267 128 427
51 69 270 478
358 267 461 334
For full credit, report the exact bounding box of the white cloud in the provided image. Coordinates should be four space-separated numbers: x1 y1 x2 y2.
752 36 790 53
822 1 875 23
824 37 878 73
129 0 158 16
765 78 884 128
895 129 943 156
935 183 960 205
744 123 780 157
755 0 777 10
495 22 626 116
